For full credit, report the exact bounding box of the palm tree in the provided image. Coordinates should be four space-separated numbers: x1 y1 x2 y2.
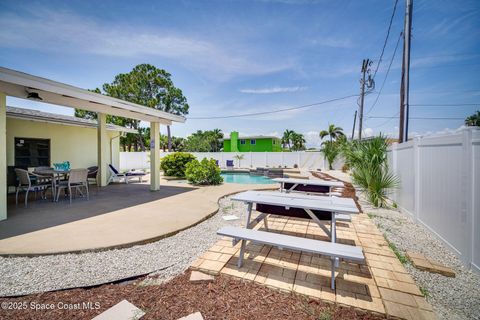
211 128 223 151
282 129 295 150
465 111 480 127
319 124 345 143
291 133 306 151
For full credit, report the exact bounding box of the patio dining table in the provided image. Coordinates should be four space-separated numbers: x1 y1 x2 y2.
34 169 70 201
231 190 358 244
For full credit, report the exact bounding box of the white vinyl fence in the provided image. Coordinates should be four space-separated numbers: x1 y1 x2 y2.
119 151 339 172
387 128 480 272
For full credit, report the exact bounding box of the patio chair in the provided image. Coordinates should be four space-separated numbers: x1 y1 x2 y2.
55 169 89 204
14 168 52 207
107 164 146 184
226 160 234 170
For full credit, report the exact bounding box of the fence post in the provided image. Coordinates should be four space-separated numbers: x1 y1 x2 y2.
462 128 473 267
413 137 420 222
281 152 284 167
391 144 398 202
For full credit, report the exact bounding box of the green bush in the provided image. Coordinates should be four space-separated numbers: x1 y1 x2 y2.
160 152 196 177
342 135 399 208
185 158 223 185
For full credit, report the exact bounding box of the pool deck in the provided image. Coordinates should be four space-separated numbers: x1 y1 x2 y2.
0 177 276 255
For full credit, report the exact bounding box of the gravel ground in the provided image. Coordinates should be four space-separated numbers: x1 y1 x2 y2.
0 197 249 297
357 194 480 320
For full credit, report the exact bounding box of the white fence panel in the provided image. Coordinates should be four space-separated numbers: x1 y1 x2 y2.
120 151 326 171
388 128 480 272
473 131 480 271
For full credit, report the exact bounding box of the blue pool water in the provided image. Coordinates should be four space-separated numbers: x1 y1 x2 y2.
221 173 276 184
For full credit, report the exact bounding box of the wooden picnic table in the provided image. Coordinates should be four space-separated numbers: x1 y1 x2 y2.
272 177 344 196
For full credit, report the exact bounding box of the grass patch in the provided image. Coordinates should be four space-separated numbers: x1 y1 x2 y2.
384 236 409 265
419 286 430 298
317 308 332 320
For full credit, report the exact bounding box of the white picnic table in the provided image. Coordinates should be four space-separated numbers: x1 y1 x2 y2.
231 190 358 243
272 177 344 195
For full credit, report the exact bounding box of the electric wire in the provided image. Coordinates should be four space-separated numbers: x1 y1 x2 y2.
187 94 359 119
365 32 403 116
372 0 399 79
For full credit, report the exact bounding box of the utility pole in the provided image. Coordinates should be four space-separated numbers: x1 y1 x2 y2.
351 110 357 140
358 59 373 140
400 0 413 142
399 46 405 143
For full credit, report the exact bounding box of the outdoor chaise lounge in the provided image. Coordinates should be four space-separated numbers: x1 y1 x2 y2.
107 164 146 184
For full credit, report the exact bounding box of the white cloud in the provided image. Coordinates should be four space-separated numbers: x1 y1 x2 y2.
304 130 322 148
239 86 308 94
309 38 353 49
0 8 293 80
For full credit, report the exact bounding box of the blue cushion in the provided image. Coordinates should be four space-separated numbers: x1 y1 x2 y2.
109 164 119 175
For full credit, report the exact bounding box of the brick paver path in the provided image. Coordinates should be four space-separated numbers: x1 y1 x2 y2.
191 212 436 320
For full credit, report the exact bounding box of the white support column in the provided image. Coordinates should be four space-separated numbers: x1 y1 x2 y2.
150 122 161 191
0 92 6 220
97 113 108 187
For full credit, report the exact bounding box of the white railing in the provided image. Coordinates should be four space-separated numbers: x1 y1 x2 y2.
387 127 480 272
119 151 338 171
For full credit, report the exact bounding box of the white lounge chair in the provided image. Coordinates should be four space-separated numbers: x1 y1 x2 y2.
107 164 146 184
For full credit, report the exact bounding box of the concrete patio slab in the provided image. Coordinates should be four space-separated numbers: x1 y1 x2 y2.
0 178 275 255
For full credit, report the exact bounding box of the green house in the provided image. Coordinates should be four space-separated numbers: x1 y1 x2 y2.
222 131 282 152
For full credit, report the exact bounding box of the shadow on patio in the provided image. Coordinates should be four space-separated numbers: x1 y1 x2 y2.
1 183 196 240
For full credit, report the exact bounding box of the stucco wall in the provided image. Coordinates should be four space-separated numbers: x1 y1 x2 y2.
6 118 120 169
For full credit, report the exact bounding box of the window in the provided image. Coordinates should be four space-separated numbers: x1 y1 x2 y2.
250 139 256 145
240 139 246 145
14 138 51 169
273 139 276 145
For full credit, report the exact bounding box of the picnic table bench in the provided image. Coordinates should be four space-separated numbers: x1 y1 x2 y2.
273 177 344 196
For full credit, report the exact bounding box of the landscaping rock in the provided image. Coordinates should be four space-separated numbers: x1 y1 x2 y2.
92 300 145 320
178 312 204 320
189 271 214 283
407 251 456 277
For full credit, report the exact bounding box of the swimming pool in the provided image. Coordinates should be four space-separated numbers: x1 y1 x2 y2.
221 173 276 184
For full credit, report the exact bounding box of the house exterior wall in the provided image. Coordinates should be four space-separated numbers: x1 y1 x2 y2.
6 118 120 169
223 137 282 152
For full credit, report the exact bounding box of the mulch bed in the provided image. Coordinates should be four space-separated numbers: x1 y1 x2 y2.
311 171 362 213
0 271 385 320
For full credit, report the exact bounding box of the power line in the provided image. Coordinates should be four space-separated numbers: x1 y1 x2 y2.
187 94 359 120
368 116 464 120
410 103 479 107
372 0 399 80
366 32 403 116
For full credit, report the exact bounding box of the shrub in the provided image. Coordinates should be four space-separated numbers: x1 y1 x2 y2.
185 158 223 185
160 152 196 177
320 140 340 170
342 135 399 208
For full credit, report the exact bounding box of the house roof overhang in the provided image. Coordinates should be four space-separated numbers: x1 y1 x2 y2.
6 106 138 133
0 67 186 125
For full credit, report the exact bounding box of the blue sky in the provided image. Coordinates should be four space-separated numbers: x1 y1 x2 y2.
1 0 479 147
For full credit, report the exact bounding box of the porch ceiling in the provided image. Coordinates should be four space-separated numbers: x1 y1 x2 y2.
0 67 186 125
